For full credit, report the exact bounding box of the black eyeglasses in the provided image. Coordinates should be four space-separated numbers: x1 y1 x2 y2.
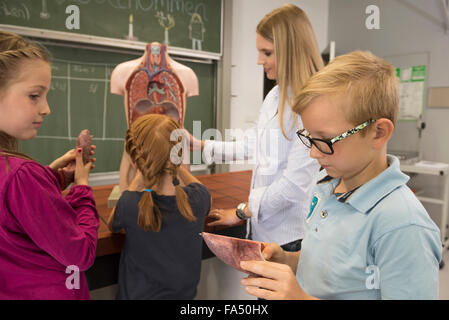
296 119 376 155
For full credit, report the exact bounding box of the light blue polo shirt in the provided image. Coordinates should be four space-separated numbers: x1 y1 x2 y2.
297 155 442 300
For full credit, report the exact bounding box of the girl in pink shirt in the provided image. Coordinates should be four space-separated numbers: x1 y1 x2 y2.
0 31 99 299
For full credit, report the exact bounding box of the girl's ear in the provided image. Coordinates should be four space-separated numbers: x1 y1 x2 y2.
372 118 394 150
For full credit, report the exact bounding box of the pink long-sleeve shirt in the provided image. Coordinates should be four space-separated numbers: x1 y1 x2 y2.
0 155 99 300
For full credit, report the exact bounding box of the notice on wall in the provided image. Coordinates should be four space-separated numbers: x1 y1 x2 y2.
396 65 426 120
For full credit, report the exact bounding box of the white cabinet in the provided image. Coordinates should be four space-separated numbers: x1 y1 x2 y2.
401 161 449 252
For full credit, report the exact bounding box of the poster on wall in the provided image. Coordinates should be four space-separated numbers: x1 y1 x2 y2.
396 65 426 120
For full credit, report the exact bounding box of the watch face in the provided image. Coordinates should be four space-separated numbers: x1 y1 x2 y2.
236 209 246 220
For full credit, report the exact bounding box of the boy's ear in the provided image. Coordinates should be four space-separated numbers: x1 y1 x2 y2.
371 118 394 150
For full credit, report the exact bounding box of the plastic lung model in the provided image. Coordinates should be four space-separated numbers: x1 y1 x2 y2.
202 232 266 274
125 43 186 126
58 129 92 190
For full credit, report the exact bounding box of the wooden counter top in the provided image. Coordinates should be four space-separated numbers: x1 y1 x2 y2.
93 170 252 256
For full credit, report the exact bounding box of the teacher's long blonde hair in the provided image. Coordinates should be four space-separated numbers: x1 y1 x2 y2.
257 4 324 139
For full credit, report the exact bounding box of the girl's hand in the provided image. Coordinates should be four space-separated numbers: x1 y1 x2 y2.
73 148 93 186
49 145 96 171
240 260 317 300
49 149 76 171
207 208 241 227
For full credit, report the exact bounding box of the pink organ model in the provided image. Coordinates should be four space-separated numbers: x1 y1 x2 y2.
202 232 266 275
58 129 92 190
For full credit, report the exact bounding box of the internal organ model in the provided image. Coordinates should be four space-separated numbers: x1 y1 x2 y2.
126 43 186 126
58 129 92 190
202 232 266 275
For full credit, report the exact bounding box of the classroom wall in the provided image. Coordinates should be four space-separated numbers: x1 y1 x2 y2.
223 0 329 172
328 0 449 227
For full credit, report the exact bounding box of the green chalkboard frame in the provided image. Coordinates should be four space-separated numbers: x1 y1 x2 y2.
0 0 222 58
19 42 217 174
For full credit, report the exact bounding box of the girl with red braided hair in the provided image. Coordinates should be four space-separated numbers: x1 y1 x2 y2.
107 114 211 300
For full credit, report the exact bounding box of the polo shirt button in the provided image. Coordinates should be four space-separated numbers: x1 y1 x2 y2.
320 210 328 219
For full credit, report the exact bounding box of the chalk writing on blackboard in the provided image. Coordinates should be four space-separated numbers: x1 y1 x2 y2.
40 0 50 19
189 13 205 50
156 11 176 45
48 0 209 21
0 1 30 20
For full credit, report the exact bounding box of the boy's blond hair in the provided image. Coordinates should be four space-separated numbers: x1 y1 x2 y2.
293 51 399 129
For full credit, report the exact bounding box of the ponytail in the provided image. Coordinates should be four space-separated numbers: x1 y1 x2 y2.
136 175 196 232
137 191 162 232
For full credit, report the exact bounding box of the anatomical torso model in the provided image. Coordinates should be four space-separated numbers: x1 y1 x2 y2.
111 42 199 191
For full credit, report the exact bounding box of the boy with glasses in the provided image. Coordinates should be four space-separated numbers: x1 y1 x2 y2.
239 51 442 300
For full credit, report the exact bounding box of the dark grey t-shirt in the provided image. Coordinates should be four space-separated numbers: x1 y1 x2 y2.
112 183 211 300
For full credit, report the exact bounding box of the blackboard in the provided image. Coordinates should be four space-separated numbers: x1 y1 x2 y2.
19 43 216 173
0 0 222 54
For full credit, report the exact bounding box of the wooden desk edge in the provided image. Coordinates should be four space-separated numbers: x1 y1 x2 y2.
94 170 251 257
96 214 247 257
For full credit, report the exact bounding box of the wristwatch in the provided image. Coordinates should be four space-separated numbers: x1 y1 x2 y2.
236 202 249 220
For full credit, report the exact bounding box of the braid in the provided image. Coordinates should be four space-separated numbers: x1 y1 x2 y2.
125 114 196 231
171 164 196 223
0 32 50 89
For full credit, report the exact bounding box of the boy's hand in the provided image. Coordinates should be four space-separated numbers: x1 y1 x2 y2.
261 242 287 264
239 260 316 300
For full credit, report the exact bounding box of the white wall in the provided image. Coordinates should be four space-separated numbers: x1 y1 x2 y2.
227 0 329 171
328 0 449 161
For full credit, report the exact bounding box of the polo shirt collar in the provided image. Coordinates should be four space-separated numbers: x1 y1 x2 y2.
316 155 409 214
347 155 409 213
